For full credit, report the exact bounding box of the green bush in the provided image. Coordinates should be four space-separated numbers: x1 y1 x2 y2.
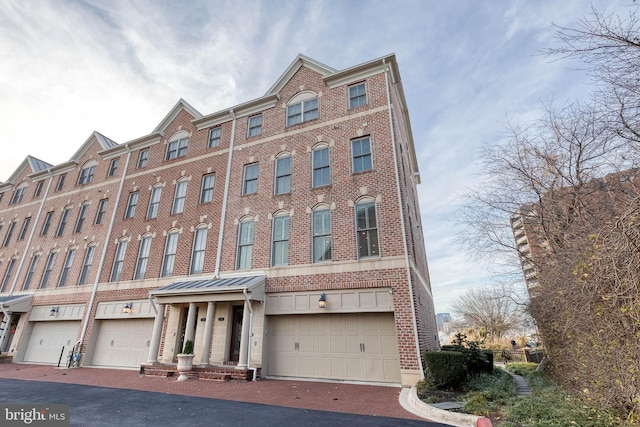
182 339 194 354
424 350 467 389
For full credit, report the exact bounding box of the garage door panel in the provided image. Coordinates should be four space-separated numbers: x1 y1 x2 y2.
24 321 81 364
92 319 153 368
269 313 400 383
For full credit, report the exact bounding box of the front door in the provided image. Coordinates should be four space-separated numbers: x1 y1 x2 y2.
228 306 243 362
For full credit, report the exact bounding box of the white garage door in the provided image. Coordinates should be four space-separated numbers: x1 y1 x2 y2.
268 313 401 383
23 321 81 364
91 319 154 368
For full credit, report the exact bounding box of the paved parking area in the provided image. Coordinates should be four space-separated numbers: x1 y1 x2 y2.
0 363 429 422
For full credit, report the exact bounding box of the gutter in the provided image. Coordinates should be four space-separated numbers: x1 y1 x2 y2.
213 110 237 278
383 57 425 379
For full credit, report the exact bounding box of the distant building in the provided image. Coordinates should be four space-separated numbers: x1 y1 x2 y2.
0 54 438 386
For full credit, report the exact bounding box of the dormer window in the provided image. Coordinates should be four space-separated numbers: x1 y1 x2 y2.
286 92 318 126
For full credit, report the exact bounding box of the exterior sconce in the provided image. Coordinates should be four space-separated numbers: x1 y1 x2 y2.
49 307 59 317
123 302 133 314
318 293 327 309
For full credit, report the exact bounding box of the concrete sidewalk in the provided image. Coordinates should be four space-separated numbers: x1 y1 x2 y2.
0 363 428 422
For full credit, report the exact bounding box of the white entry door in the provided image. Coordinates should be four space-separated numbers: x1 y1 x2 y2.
91 319 154 368
23 321 81 364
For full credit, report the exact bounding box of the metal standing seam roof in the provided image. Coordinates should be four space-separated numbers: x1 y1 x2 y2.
0 294 32 305
150 275 265 296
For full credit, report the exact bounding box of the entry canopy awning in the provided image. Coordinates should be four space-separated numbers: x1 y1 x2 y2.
0 294 33 313
150 275 265 304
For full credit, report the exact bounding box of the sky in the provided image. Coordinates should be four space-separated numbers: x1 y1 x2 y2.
0 0 634 314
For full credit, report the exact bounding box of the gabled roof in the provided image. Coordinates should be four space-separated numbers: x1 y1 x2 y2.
69 131 119 163
153 98 203 134
2 155 53 185
265 54 337 96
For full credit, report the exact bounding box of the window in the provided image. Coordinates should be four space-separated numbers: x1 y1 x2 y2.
137 149 149 168
147 186 162 219
40 252 57 289
33 181 44 198
200 174 215 203
78 246 95 285
208 127 221 148
271 216 290 266
23 254 40 290
2 220 17 247
74 203 89 233
55 174 66 191
236 221 254 270
125 192 139 218
58 249 76 287
356 201 379 258
248 114 262 137
312 146 330 187
110 240 128 282
41 212 54 235
134 236 152 280
171 181 187 214
18 217 31 240
10 185 26 204
287 98 318 126
313 209 332 262
55 207 71 237
78 164 95 185
352 136 372 173
108 158 119 177
274 156 291 195
190 227 208 274
161 232 179 277
1 258 16 292
349 82 367 108
95 199 108 224
165 137 188 160
242 164 259 195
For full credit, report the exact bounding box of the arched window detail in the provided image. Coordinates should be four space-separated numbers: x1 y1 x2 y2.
271 212 290 267
10 182 27 204
286 91 318 126
110 238 129 282
312 143 330 188
190 225 208 275
78 160 97 185
161 229 180 277
236 217 255 270
165 131 189 160
312 205 331 263
134 234 153 280
274 152 291 195
355 197 379 258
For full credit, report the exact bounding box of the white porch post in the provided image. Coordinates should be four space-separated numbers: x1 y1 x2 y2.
200 302 215 366
147 303 165 364
184 303 197 345
236 300 251 369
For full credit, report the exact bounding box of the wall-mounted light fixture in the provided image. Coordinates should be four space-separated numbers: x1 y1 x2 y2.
318 293 327 309
123 302 133 314
49 307 59 317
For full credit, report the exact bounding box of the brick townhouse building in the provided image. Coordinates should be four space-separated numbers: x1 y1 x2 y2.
0 54 438 386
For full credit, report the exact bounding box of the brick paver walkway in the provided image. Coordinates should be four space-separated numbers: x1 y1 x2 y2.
0 363 425 421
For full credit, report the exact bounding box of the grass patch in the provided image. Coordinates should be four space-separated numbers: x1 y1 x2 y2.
463 369 517 416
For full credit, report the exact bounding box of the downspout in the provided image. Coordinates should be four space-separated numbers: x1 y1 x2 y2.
213 110 237 278
383 58 425 380
242 288 257 381
78 146 132 348
8 171 54 295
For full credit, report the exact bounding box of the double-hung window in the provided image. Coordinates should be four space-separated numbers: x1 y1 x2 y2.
55 174 66 191
2 220 17 247
10 185 26 204
200 174 215 203
271 216 290 266
33 181 44 198
349 82 367 108
110 240 128 282
41 212 54 235
125 192 139 218
190 228 208 274
78 164 95 185
58 249 76 287
23 254 40 290
313 209 332 262
356 201 379 258
352 136 372 173
74 203 89 233
248 115 262 137
40 252 57 289
208 127 221 148
312 146 330 187
243 164 259 195
287 97 318 126
166 137 188 160
95 199 108 224
236 221 254 270
134 236 152 280
172 181 187 214
137 149 149 168
275 156 291 195
56 207 71 237
1 258 16 292
161 232 179 277
18 217 31 240
78 246 95 285
147 187 162 219
108 159 119 177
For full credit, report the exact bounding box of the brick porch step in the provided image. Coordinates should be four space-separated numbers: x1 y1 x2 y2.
198 372 231 381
